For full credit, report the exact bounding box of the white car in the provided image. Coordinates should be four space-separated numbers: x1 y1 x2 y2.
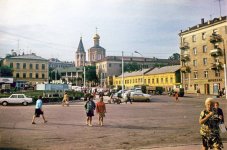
0 94 33 106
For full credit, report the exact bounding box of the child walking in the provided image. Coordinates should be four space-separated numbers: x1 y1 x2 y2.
96 97 106 126
84 96 96 126
32 95 47 124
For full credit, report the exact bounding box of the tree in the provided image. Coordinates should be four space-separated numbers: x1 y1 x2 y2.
124 62 140 72
168 53 180 60
0 66 13 77
84 66 98 83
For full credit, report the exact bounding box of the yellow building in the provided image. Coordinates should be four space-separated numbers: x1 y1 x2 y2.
113 65 181 91
179 16 227 95
2 53 49 88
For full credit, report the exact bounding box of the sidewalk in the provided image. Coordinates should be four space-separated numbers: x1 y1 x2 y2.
144 143 227 150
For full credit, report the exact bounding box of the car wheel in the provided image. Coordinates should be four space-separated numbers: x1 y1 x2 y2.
23 102 28 106
2 101 8 106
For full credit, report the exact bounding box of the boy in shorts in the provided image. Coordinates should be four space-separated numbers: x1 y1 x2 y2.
32 96 47 124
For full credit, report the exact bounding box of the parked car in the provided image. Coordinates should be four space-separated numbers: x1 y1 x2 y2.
0 94 33 106
131 93 152 102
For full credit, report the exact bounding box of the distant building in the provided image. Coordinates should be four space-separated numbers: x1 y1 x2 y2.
2 53 49 88
113 65 181 90
87 33 106 65
53 67 84 86
75 37 86 67
96 56 179 87
179 16 227 95
49 58 74 69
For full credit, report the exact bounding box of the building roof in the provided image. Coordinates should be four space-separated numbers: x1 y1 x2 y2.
146 65 181 75
118 68 153 78
89 45 105 50
8 53 47 61
180 16 227 35
54 67 83 73
76 38 85 53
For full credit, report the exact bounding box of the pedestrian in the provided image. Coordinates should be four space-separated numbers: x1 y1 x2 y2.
175 92 179 102
199 98 223 150
32 95 47 124
96 97 106 126
84 95 96 126
62 92 69 106
126 92 132 104
214 102 224 123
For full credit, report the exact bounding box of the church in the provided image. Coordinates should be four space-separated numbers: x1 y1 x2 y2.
75 33 106 67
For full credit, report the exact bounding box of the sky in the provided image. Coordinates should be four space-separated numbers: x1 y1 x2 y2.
0 0 226 61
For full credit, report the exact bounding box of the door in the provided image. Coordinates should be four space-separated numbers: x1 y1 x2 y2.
204 84 210 95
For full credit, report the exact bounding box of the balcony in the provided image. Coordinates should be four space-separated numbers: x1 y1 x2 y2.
210 33 223 44
210 62 223 70
180 42 190 50
210 48 222 57
180 53 190 62
180 66 191 73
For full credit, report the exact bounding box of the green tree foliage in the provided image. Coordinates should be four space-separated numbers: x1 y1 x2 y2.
0 66 13 77
124 62 140 72
84 66 98 83
168 53 180 60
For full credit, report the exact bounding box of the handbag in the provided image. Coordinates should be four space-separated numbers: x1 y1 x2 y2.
219 123 226 133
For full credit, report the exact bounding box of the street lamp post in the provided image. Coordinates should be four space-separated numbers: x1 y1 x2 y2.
134 51 144 85
122 51 124 94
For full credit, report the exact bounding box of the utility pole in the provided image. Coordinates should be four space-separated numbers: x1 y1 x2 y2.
84 67 86 88
122 51 124 94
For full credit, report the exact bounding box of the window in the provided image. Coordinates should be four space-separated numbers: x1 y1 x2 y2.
29 73 32 78
203 58 207 65
193 47 197 55
23 63 26 69
204 71 208 78
16 63 20 69
42 64 45 70
203 45 207 53
215 70 220 77
18 95 25 98
156 78 159 84
109 64 111 67
192 35 196 42
23 73 26 78
36 64 39 69
194 84 198 90
165 78 168 83
152 79 154 84
16 73 19 78
10 63 13 68
36 73 39 78
148 79 150 84
170 77 173 83
161 78 163 83
193 60 197 66
144 79 146 83
30 64 33 69
202 32 206 40
193 71 198 79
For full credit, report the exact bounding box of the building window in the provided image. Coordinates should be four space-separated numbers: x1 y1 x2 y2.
42 74 45 79
148 79 150 84
16 63 20 69
42 64 45 70
36 73 39 78
16 73 19 78
170 77 173 83
152 79 154 84
193 47 197 55
30 64 33 69
156 78 159 84
165 78 168 83
10 63 13 68
23 73 26 78
23 63 26 69
203 58 207 65
193 71 198 79
203 45 207 53
204 71 208 78
161 78 163 83
192 35 196 42
193 60 197 66
36 64 39 69
194 84 198 90
109 64 111 67
202 32 206 40
215 70 220 77
29 73 32 78
144 79 146 83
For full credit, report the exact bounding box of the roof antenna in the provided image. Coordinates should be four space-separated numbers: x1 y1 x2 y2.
217 0 222 16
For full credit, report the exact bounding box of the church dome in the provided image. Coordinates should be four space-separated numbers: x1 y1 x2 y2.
93 34 100 39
